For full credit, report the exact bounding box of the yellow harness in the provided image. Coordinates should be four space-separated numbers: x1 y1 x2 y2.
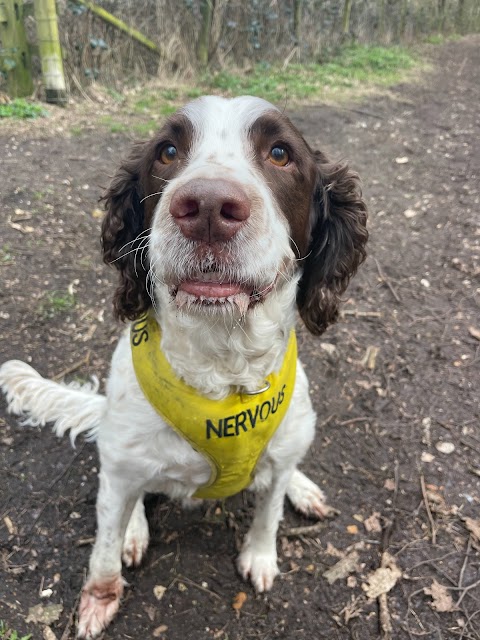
130 312 297 499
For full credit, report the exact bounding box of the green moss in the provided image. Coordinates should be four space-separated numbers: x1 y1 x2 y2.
132 119 159 136
0 621 31 640
0 99 47 119
37 290 76 319
204 45 418 102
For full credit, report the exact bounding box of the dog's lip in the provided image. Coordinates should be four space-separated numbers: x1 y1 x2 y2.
178 281 251 298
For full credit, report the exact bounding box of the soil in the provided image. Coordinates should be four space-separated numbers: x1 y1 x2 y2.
1 36 479 640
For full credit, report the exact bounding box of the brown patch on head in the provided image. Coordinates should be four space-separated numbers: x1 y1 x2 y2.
248 111 318 257
140 113 195 226
249 110 368 337
101 112 195 321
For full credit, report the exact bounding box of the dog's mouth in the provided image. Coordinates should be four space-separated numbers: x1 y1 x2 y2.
168 272 275 314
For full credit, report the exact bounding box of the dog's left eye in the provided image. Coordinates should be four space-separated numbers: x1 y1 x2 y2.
160 145 177 164
268 146 290 167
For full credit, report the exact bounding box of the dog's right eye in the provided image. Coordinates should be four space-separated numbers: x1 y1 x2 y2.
160 145 177 164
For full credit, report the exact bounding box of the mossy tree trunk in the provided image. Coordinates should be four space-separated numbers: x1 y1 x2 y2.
293 0 302 43
197 0 214 67
456 0 467 33
378 0 386 40
0 0 34 97
342 0 353 35
33 0 67 104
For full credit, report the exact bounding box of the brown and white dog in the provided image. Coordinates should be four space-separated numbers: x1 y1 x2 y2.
0 96 368 638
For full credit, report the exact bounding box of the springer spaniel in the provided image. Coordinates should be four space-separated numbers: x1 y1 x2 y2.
0 96 368 638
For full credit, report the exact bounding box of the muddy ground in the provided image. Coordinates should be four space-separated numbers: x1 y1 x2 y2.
1 36 479 640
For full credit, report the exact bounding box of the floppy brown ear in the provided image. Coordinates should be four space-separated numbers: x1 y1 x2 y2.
296 150 368 335
101 142 152 322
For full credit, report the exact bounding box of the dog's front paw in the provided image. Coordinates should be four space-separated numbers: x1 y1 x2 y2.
77 575 124 639
287 469 337 519
122 506 149 568
237 544 279 593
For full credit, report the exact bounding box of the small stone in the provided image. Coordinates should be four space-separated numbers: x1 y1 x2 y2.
421 452 435 463
435 441 455 455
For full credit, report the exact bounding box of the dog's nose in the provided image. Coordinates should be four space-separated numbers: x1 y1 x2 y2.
169 179 251 243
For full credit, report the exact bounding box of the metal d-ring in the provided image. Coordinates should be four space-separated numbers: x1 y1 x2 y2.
242 380 271 396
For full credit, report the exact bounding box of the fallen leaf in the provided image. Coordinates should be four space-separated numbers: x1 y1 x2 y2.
424 580 456 612
323 551 359 584
232 591 247 611
463 517 480 543
26 603 63 625
153 585 167 601
43 627 57 640
347 524 358 535
384 478 396 491
319 342 337 357
3 515 16 535
364 512 382 533
325 542 344 558
468 326 480 341
153 624 168 637
363 553 402 599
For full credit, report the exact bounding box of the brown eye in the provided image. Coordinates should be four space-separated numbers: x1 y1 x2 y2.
160 144 177 164
268 146 289 167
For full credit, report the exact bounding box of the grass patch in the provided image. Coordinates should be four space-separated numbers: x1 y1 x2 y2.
98 115 128 133
0 244 14 265
205 44 418 102
132 119 160 136
0 99 47 119
70 126 83 136
38 290 76 319
0 621 31 640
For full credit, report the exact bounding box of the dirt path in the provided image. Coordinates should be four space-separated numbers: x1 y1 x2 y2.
1 36 479 640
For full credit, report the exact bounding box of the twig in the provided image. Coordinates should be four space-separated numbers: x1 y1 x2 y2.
282 522 329 537
341 309 383 318
338 417 371 426
338 105 385 120
456 579 480 609
458 538 471 591
53 352 91 381
420 474 437 545
26 445 86 536
282 46 298 70
457 56 468 77
60 585 83 640
75 536 95 547
379 590 393 639
174 575 222 600
374 257 401 303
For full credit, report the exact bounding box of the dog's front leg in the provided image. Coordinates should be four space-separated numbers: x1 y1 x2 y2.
237 466 293 593
77 468 141 639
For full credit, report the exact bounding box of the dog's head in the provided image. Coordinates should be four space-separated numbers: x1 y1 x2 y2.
102 96 367 334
